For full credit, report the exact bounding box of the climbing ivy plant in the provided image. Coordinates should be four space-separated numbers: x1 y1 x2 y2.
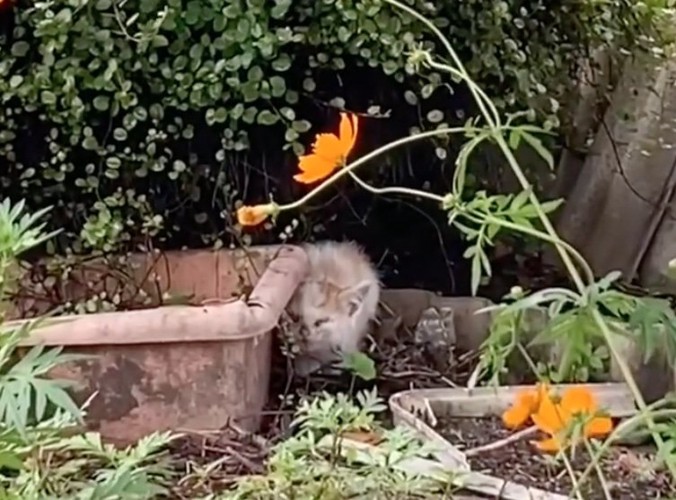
0 0 670 255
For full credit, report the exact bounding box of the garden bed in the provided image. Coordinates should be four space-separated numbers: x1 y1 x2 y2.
389 384 663 499
435 415 671 499
167 425 270 498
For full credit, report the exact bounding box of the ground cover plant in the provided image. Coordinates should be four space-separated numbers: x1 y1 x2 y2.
1 0 676 498
0 0 671 307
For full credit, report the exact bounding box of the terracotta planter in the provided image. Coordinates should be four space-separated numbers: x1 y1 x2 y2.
13 245 308 445
379 290 494 353
389 383 637 500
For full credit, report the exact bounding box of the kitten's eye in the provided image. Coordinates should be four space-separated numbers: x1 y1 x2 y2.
313 318 328 327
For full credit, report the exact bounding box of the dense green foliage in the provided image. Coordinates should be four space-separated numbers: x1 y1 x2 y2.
0 0 670 254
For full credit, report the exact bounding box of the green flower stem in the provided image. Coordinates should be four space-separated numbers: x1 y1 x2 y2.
276 126 473 212
573 406 676 495
494 85 676 478
480 214 595 285
347 171 445 203
346 170 595 284
456 208 594 287
485 120 674 474
387 0 676 481
419 70 588 291
275 122 536 216
559 451 585 500
385 0 585 289
516 341 540 377
583 439 613 500
591 309 675 472
383 0 501 128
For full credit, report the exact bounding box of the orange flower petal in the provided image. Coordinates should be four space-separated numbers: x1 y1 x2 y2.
561 386 596 415
311 133 343 161
520 383 550 412
338 112 358 155
584 416 613 438
532 436 562 453
502 403 532 429
502 383 552 430
293 171 325 184
297 153 330 174
532 395 569 435
536 382 550 405
294 113 360 185
236 205 272 227
516 388 538 408
294 154 339 184
349 113 358 152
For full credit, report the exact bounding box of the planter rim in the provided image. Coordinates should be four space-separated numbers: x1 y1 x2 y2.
389 382 637 418
15 245 308 346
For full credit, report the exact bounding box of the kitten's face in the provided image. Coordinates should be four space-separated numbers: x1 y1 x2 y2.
291 280 370 357
298 302 351 355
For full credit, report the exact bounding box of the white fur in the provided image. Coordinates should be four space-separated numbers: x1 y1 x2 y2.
288 241 380 374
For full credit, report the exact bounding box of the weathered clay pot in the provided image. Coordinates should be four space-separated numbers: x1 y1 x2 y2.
12 245 308 445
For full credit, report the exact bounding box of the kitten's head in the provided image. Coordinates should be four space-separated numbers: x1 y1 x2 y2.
293 279 374 355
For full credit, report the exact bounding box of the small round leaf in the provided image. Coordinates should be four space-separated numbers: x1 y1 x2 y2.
93 96 110 111
257 110 279 125
113 128 128 141
11 41 30 57
426 110 444 123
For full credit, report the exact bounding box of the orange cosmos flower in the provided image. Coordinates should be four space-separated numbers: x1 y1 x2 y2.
236 203 277 227
530 385 613 453
502 382 550 429
294 112 359 184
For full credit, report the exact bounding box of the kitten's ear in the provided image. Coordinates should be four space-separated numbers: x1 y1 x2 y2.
341 281 373 317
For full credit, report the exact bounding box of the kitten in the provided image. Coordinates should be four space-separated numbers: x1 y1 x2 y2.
287 241 380 375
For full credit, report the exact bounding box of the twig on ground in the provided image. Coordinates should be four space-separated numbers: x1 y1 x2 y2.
464 425 538 457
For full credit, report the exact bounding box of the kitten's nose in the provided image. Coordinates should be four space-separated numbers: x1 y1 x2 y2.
299 325 310 343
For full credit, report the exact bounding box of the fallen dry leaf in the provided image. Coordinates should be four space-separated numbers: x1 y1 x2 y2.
341 430 384 446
